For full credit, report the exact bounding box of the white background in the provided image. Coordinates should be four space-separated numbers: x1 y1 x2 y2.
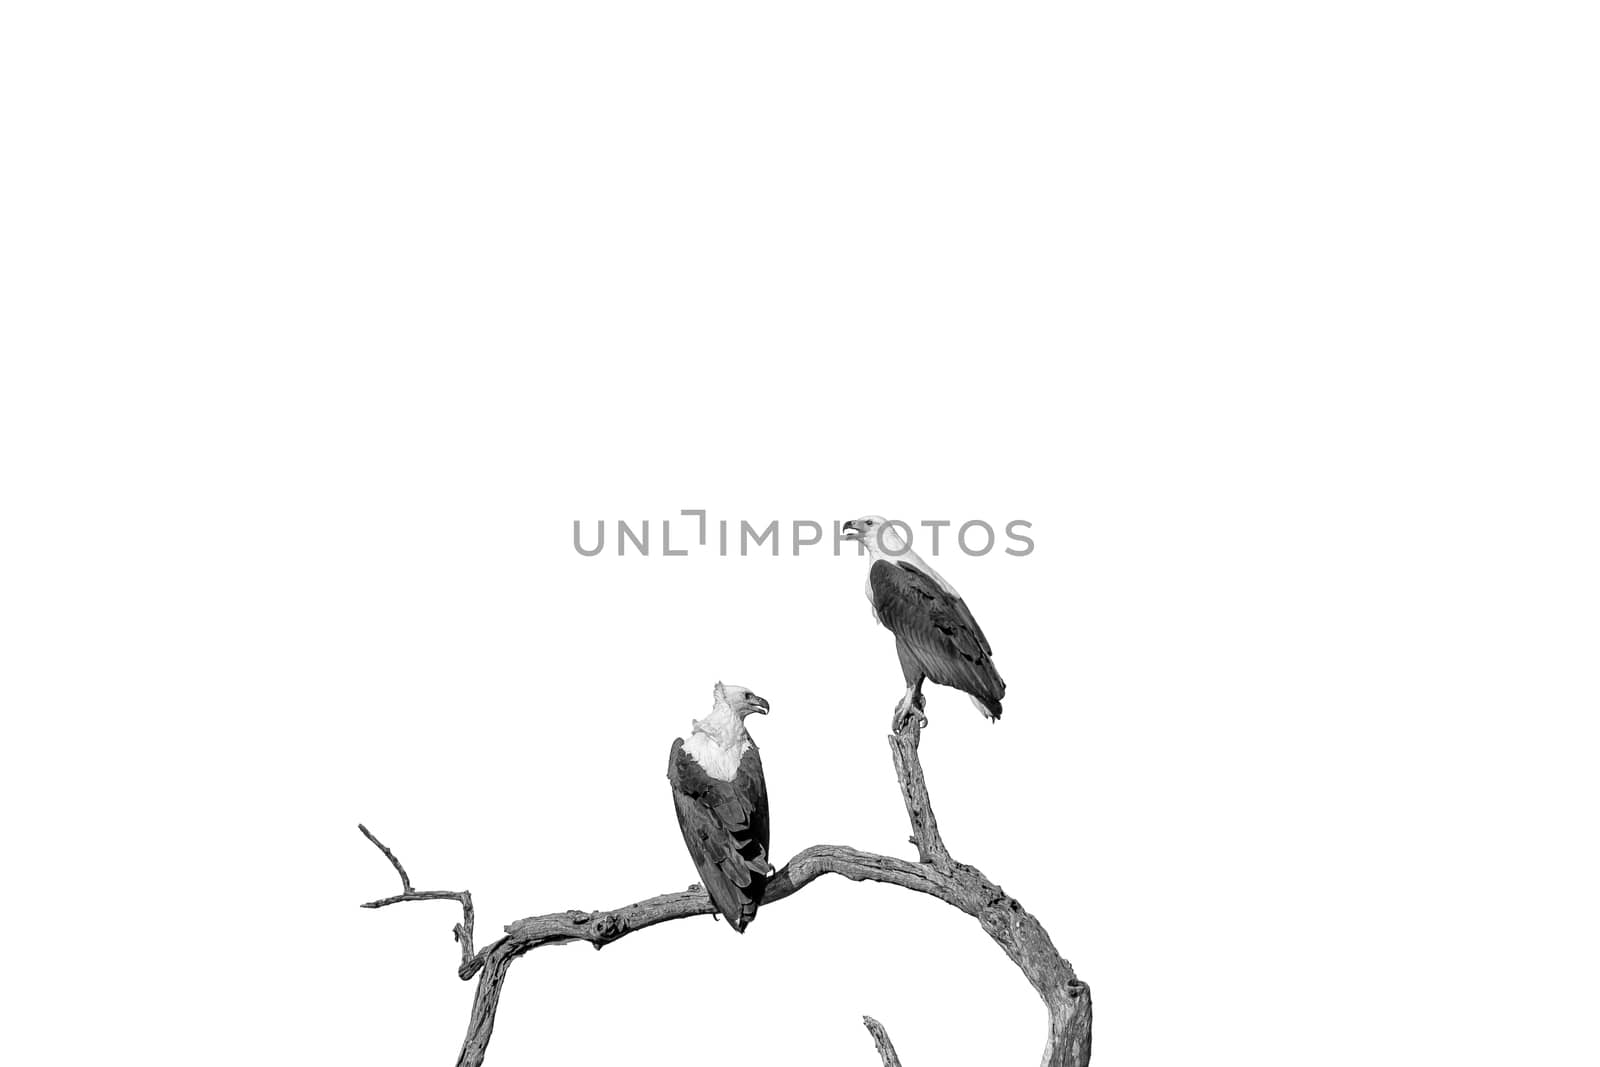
2 3 1596 1065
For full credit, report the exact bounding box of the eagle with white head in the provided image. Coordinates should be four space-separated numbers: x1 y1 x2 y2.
842 515 1006 729
666 682 773 932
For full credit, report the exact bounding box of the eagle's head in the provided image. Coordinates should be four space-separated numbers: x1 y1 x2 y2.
841 515 907 557
713 681 770 718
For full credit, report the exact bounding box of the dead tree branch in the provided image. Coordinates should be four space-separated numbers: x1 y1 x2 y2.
358 823 476 973
863 1016 903 1067
360 716 1091 1067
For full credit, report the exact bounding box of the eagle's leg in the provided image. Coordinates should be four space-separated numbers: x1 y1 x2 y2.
892 677 929 732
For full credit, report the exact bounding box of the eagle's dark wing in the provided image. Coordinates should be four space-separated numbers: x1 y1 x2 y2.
738 747 770 872
870 559 1006 718
667 739 771 932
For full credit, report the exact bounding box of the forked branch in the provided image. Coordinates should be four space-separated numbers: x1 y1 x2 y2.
358 823 477 973
360 716 1091 1066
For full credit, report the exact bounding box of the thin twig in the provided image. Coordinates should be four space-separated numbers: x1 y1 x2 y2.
358 822 412 894
358 824 477 972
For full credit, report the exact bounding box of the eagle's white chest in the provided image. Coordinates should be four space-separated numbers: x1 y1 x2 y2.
683 732 750 781
684 702 752 782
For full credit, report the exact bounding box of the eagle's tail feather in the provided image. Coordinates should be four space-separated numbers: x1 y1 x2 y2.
970 692 1003 721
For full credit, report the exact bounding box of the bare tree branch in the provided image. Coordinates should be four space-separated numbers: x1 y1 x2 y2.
358 823 477 973
863 1016 903 1067
890 717 952 868
358 823 414 893
361 716 1091 1067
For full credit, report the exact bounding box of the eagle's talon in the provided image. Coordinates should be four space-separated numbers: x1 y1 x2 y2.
891 700 928 733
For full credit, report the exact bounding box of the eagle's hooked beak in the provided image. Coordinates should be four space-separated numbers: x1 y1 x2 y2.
743 693 771 715
841 519 861 541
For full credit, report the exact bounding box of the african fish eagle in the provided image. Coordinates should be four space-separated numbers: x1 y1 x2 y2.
842 515 1006 729
667 682 773 932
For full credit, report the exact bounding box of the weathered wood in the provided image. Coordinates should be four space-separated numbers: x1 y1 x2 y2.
361 716 1091 1067
358 824 477 973
863 1016 903 1067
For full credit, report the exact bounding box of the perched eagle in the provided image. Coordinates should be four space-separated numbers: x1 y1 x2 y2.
842 515 1006 728
667 682 773 932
